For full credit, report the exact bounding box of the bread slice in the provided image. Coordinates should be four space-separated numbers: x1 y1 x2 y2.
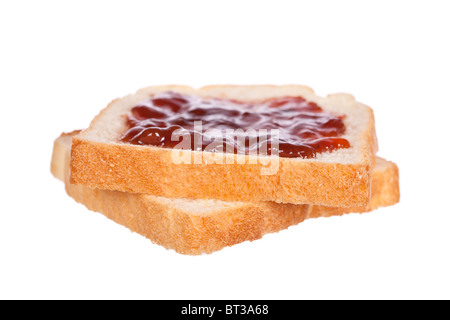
54 131 397 255
70 85 377 207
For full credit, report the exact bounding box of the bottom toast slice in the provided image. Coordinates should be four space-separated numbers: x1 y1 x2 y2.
52 131 399 255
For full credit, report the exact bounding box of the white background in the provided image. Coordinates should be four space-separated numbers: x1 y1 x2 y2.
1 0 449 300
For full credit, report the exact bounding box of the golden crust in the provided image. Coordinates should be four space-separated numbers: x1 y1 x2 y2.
54 132 398 255
70 85 377 207
307 157 399 219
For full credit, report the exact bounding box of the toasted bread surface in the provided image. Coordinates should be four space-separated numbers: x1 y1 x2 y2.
55 132 398 255
70 85 377 207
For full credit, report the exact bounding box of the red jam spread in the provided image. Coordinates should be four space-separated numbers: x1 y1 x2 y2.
120 91 350 158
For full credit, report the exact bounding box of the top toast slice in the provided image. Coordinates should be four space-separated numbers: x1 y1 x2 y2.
70 85 377 207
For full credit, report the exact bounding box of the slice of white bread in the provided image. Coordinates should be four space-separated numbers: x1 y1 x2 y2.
70 85 377 207
54 131 398 255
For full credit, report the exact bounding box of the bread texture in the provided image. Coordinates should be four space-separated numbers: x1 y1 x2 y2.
54 132 398 255
70 85 377 207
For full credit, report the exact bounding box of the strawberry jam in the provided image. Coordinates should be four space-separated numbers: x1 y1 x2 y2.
120 91 350 158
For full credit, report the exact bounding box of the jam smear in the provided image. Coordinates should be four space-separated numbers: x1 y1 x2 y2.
120 91 350 158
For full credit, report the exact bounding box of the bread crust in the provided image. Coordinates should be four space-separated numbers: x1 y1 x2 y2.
70 85 377 207
55 132 398 255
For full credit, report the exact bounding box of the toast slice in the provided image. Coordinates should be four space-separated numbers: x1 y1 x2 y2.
70 85 377 207
54 132 398 255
